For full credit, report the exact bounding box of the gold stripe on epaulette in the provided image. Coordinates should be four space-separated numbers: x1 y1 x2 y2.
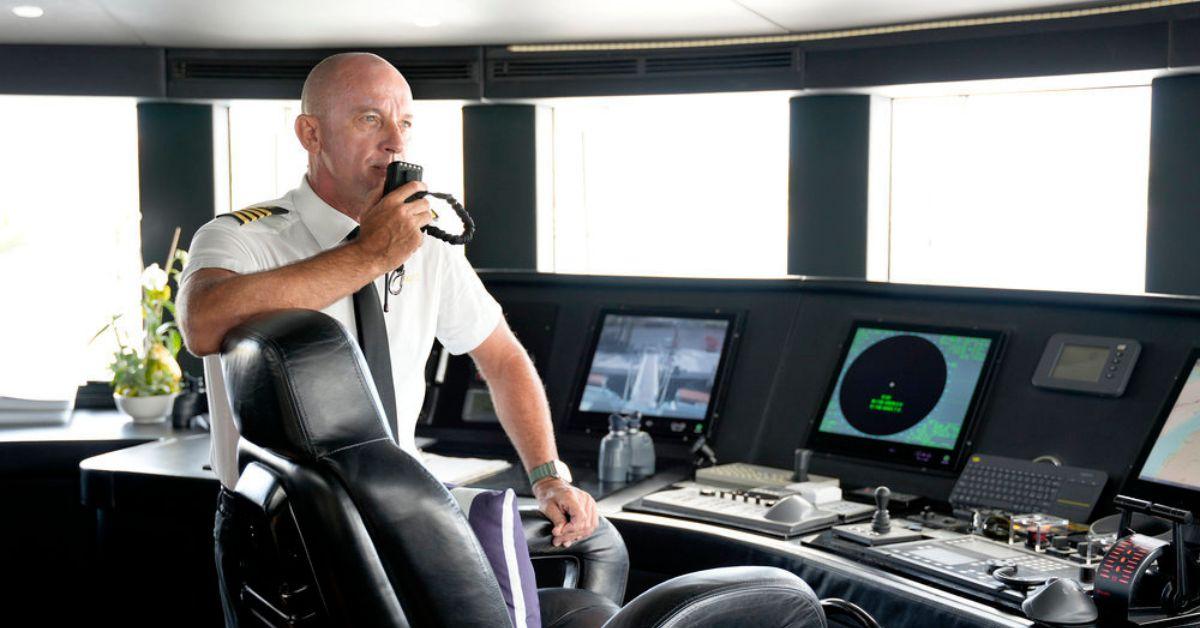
219 205 290 225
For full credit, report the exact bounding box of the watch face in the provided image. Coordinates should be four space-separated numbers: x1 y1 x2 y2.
555 461 573 484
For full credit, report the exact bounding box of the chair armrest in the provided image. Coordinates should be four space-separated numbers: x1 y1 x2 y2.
521 508 629 605
603 566 827 628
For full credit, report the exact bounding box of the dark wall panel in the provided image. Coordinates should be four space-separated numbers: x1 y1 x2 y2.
1146 74 1200 296
788 95 869 279
483 45 803 99
465 272 1200 510
806 22 1168 88
0 45 164 96
137 103 216 377
462 104 539 270
1169 17 1200 66
165 47 482 100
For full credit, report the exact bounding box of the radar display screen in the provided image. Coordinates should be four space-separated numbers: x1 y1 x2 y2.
807 322 1002 472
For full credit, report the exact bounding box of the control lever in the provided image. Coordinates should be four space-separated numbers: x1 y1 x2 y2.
872 487 892 534
833 486 924 547
793 448 811 482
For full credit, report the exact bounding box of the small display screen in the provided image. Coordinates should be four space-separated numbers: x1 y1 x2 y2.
808 323 1001 471
1138 359 1200 492
956 538 1025 559
579 314 730 421
1050 345 1111 383
909 547 976 565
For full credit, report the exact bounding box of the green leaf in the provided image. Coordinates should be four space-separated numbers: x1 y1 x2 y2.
168 329 182 357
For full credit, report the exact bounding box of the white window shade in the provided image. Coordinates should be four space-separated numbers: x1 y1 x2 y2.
887 86 1151 294
545 92 790 278
0 96 141 398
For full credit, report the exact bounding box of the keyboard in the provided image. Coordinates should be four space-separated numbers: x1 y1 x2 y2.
949 454 1107 523
695 462 838 491
695 463 797 490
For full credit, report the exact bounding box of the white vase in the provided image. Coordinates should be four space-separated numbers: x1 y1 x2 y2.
114 392 179 424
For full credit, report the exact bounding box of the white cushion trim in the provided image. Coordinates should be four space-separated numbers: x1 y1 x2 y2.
502 489 528 628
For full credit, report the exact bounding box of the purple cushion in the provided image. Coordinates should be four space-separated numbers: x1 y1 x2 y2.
451 487 542 628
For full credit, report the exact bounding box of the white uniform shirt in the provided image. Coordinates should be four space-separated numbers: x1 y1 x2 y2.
183 177 502 489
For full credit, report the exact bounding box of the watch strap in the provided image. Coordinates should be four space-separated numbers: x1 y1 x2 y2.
528 460 569 486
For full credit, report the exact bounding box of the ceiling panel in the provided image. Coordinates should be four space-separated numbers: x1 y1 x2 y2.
99 0 783 48
0 0 142 45
0 0 1136 48
741 0 1117 33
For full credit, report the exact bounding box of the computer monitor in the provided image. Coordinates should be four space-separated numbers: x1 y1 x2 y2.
428 302 558 432
807 321 1003 472
567 308 740 442
1121 350 1200 512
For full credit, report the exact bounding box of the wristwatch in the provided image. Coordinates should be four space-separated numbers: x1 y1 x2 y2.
528 460 573 486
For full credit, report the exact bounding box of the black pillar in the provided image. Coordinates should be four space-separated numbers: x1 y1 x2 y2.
1146 75 1200 296
137 102 215 376
787 95 872 278
462 104 539 270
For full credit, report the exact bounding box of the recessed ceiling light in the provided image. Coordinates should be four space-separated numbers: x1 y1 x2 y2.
413 16 441 28
12 5 44 18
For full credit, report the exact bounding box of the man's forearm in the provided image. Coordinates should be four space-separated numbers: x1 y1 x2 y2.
480 344 559 473
179 242 385 356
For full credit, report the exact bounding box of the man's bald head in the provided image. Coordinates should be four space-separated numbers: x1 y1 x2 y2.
301 52 409 117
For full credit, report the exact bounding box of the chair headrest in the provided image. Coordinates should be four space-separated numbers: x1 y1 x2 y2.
220 309 394 461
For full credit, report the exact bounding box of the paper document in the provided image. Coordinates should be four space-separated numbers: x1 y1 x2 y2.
420 451 512 485
0 396 73 425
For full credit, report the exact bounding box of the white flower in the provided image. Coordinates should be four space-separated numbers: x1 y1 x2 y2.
141 263 168 291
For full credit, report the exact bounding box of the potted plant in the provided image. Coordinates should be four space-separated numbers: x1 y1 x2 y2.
95 234 189 423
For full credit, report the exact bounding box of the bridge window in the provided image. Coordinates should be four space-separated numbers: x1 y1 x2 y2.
0 96 142 398
884 84 1151 294
542 92 791 278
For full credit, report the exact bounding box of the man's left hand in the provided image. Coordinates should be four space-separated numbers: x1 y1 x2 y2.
532 478 598 547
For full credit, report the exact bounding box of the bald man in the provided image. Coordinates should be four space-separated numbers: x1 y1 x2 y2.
179 53 597 626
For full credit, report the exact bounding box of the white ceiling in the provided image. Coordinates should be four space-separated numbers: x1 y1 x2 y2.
0 0 1123 48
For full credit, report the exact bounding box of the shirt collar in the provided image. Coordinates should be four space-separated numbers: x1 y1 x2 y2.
292 176 360 251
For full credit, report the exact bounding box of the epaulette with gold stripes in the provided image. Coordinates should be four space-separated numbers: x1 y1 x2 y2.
218 205 290 225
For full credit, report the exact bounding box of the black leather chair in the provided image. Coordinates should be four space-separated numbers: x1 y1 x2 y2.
218 310 877 627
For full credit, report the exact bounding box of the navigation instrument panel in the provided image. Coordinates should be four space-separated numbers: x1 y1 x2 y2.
1121 349 1200 512
807 322 1003 472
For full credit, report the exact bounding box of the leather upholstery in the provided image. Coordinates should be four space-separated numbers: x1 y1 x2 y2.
538 588 621 628
523 508 629 605
224 310 510 627
603 566 827 628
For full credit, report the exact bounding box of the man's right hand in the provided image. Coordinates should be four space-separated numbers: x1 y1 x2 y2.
354 180 433 273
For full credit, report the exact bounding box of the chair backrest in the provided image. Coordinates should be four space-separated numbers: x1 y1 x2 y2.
222 309 512 627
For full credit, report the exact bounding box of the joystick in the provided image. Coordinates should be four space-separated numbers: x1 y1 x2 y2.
833 486 924 546
793 448 811 482
872 487 892 534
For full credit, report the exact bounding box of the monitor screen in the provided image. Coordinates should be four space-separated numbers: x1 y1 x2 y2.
807 322 1002 471
1050 344 1111 383
425 302 558 434
568 309 739 442
1137 358 1200 493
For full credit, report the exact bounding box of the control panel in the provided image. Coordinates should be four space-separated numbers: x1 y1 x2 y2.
633 483 873 538
808 528 1096 606
874 535 1090 599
